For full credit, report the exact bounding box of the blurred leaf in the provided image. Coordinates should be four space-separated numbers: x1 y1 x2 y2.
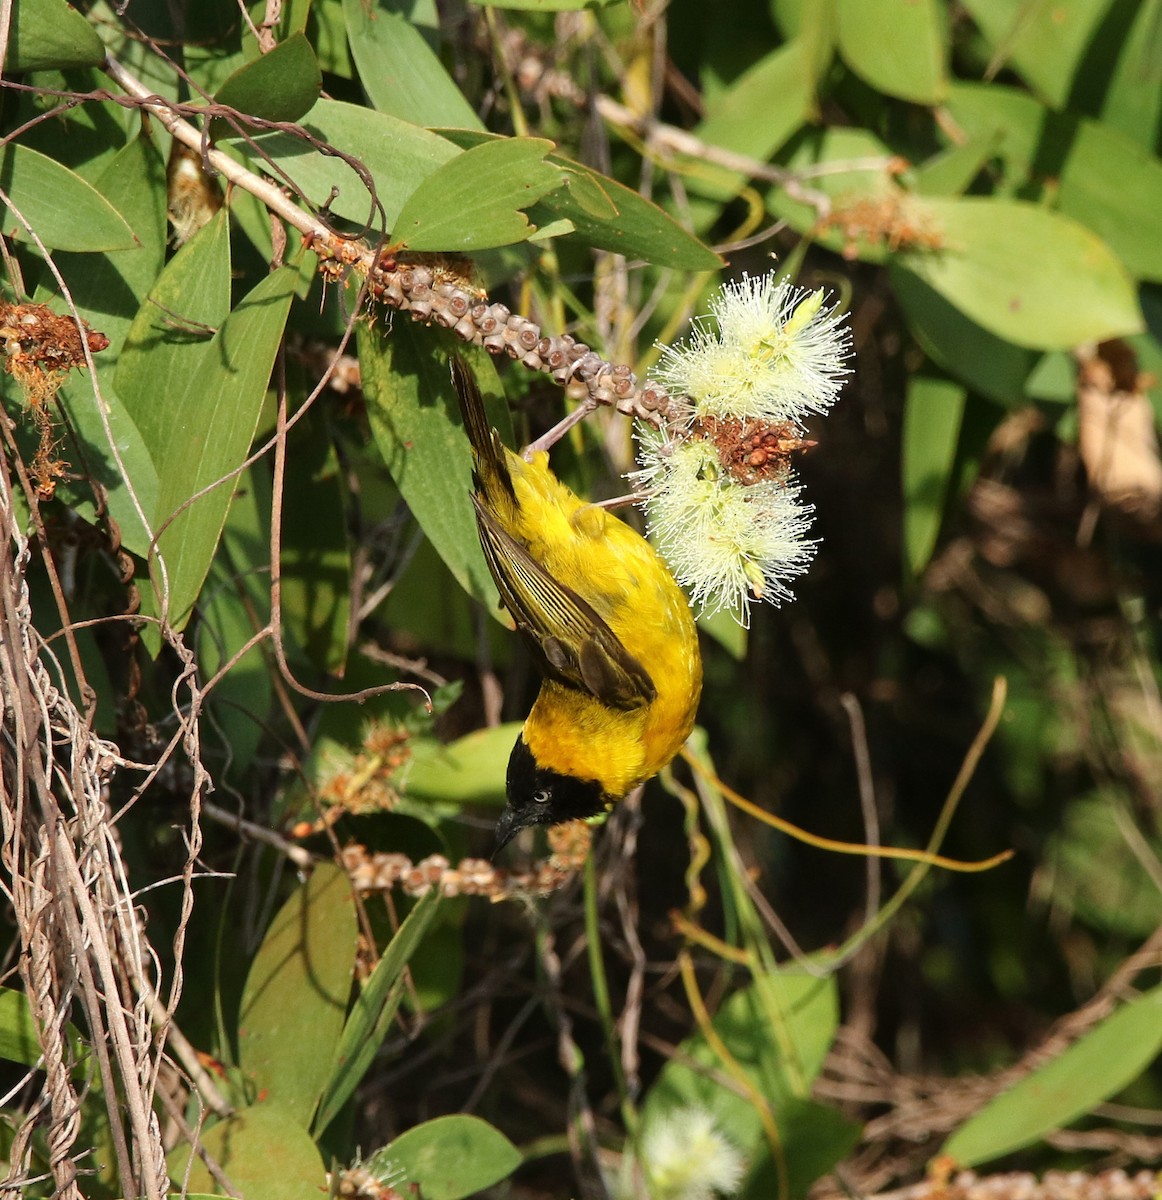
213 32 321 122
959 0 1107 107
893 268 1037 406
0 144 138 251
438 130 722 269
43 135 166 558
279 414 351 674
196 470 275 774
405 724 522 806
0 987 44 1066
897 197 1142 349
742 1097 862 1199
946 82 1162 282
836 0 946 103
912 138 1000 197
468 0 615 8
767 126 896 263
167 1103 327 1199
7 0 105 70
901 373 965 577
314 890 442 1134
944 983 1162 1166
1025 351 1077 404
235 98 460 231
1100 0 1162 151
367 1114 521 1199
392 138 563 251
359 326 507 612
698 606 748 659
116 209 232 447
643 971 839 1157
151 265 297 631
342 0 482 127
686 39 814 205
1044 794 1162 937
770 0 838 85
239 864 358 1126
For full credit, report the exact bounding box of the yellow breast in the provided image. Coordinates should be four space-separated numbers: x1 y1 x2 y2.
511 450 703 797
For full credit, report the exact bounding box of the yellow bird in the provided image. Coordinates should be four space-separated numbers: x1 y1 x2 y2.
452 357 703 852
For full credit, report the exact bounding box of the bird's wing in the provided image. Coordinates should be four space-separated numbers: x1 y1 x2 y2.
473 501 657 711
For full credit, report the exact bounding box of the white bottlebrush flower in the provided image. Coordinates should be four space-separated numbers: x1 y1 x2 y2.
635 427 816 627
634 270 850 625
629 1105 746 1200
653 273 852 426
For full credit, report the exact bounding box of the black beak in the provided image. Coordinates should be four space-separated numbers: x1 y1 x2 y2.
492 806 520 860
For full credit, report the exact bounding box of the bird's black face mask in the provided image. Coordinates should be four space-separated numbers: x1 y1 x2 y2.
493 736 607 855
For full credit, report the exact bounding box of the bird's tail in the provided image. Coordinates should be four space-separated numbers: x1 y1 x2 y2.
452 356 514 505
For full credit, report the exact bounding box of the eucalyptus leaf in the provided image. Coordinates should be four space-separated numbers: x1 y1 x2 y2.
239 864 358 1126
901 374 965 577
367 1115 521 1200
392 138 563 250
438 130 721 269
836 0 946 104
896 197 1142 350
359 326 508 612
150 264 297 631
167 1103 328 1200
6 0 105 70
313 890 442 1134
0 144 138 252
233 99 460 231
944 984 1162 1165
213 31 321 123
342 0 481 128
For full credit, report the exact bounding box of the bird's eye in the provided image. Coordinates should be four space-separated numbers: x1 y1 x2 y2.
533 788 551 804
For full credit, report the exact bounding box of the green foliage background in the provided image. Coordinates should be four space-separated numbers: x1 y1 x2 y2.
2 0 1162 1196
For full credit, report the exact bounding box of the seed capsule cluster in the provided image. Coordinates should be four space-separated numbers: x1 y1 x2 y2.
340 820 590 901
304 232 679 425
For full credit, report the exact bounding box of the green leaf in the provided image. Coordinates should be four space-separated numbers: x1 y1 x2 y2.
116 209 233 447
367 1115 521 1200
766 126 897 264
742 1098 862 1200
342 0 482 128
167 1103 328 1199
213 31 321 123
1045 794 1162 937
279 415 351 674
439 130 721 270
358 325 507 612
392 138 563 250
41 135 166 558
0 987 43 1066
896 197 1142 349
313 890 442 1134
959 0 1108 108
893 268 1037 407
946 82 1162 283
234 98 460 231
836 0 946 103
0 143 138 251
6 0 105 70
1100 0 1162 151
405 724 522 806
944 983 1162 1166
643 971 839 1158
901 373 965 577
468 0 615 8
239 864 358 1126
687 39 814 205
151 264 297 631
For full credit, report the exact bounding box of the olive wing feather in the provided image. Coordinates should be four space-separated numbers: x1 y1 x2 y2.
472 501 656 711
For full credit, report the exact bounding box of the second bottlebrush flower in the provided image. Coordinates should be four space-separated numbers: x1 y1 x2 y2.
634 273 853 627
